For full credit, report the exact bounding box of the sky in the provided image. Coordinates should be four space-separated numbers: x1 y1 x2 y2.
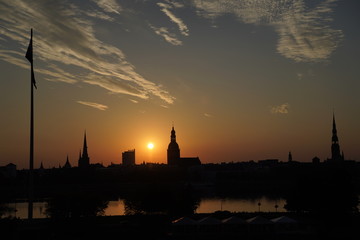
0 0 359 169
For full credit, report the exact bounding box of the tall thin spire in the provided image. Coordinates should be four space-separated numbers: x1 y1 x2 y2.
331 113 343 161
79 131 90 168
82 131 88 158
64 155 71 168
332 113 338 143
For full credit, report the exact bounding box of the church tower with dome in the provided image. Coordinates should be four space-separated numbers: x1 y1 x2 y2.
167 125 201 166
167 126 180 165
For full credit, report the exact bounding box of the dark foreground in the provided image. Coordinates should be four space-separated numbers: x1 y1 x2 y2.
1 212 360 240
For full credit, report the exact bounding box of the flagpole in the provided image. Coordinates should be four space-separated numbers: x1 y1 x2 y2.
26 28 34 220
28 62 34 220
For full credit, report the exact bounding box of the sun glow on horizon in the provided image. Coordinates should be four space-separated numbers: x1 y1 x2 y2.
147 142 154 150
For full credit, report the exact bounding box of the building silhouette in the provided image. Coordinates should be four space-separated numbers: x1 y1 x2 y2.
63 155 72 168
167 126 180 165
0 163 17 178
288 151 292 162
167 126 201 167
312 156 320 164
78 132 90 168
328 114 344 162
122 149 135 166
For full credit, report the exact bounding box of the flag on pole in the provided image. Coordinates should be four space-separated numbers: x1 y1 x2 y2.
25 29 37 89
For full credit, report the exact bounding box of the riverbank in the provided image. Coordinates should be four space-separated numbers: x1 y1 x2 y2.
1 211 359 240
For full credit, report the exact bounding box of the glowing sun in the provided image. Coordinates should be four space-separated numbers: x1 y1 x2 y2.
147 142 154 150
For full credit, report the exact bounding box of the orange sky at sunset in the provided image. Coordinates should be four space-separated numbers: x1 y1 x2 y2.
1 0 359 169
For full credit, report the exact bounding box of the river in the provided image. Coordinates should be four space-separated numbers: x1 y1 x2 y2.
2 196 286 219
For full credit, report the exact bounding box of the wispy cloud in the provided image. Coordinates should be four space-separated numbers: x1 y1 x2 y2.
297 73 303 80
149 25 183 46
165 0 185 9
92 0 122 14
157 1 189 36
84 10 115 22
271 103 290 114
149 0 189 45
204 113 213 118
77 101 108 111
276 0 342 62
129 99 138 104
191 0 343 62
0 0 175 104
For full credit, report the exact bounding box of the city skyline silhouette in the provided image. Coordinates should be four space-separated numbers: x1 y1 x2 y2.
1 2 360 239
3 112 352 170
1 1 360 169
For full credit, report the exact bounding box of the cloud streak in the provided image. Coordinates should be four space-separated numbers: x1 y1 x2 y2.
191 0 343 62
157 1 189 36
77 101 108 111
149 0 189 45
271 103 290 114
149 25 183 46
129 99 138 104
0 0 175 104
92 0 122 14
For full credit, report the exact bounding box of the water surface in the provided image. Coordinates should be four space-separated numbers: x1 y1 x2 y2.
2 197 286 219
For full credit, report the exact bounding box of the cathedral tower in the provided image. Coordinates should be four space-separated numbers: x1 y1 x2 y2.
330 114 344 162
167 126 180 165
78 132 90 168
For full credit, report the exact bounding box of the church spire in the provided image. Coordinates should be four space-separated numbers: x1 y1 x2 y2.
330 113 343 161
332 113 338 143
82 131 88 158
78 131 90 168
64 155 71 168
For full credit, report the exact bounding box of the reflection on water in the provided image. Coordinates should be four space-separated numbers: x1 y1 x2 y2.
2 202 47 219
197 197 286 213
45 194 108 218
105 200 125 216
2 197 286 219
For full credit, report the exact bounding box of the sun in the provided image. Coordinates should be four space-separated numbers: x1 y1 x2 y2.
147 142 154 150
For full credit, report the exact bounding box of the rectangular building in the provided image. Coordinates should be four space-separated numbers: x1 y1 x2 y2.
122 149 135 166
